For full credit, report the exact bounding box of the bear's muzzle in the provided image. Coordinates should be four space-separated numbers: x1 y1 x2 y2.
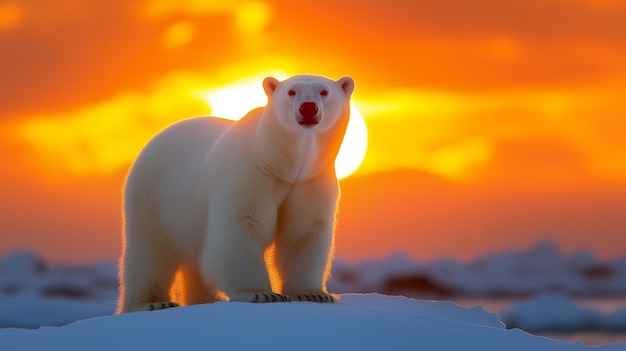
297 102 320 126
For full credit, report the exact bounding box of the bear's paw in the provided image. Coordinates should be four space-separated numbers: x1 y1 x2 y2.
252 292 292 303
228 292 291 303
144 302 180 311
292 292 337 303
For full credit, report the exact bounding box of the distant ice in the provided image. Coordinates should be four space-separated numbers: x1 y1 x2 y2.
329 241 626 297
0 251 117 329
501 293 626 333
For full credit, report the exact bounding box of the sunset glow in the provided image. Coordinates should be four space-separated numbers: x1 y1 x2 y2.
2 0 626 263
198 77 368 179
196 73 289 120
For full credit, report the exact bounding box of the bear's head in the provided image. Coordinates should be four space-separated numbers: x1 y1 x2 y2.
262 75 355 134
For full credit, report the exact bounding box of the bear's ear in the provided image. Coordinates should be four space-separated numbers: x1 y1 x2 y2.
263 77 280 97
336 76 355 97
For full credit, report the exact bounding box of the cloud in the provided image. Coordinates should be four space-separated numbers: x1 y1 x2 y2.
266 0 626 91
14 72 209 176
2 0 625 182
2 0 625 124
0 0 242 120
10 63 294 177
356 85 626 182
0 3 22 31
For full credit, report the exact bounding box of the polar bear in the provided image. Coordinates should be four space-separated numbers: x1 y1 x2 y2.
117 75 355 313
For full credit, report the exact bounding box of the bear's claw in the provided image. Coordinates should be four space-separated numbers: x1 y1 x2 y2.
253 293 291 303
147 302 180 311
294 293 336 303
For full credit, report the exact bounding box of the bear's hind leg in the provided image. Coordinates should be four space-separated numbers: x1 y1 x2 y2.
180 265 223 305
118 234 180 313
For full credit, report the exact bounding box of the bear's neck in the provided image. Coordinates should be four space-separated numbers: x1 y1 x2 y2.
253 110 343 184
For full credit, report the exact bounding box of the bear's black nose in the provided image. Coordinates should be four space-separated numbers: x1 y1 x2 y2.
299 102 319 120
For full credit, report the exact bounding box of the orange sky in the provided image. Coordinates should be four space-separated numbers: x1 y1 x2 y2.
1 0 625 263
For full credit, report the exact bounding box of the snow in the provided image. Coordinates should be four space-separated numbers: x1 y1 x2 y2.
0 292 113 329
2 244 626 348
2 293 623 351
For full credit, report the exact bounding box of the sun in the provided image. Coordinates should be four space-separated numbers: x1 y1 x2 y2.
336 103 368 178
197 77 367 179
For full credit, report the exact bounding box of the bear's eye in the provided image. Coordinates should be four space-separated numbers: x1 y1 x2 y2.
288 90 296 96
320 90 328 96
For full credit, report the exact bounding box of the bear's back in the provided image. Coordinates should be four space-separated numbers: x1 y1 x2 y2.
124 117 235 254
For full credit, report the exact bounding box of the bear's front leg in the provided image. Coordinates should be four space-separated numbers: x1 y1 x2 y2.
274 178 339 303
201 200 290 303
274 220 337 303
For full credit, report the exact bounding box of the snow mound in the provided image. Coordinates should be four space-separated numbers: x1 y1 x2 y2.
1 294 623 351
502 294 626 333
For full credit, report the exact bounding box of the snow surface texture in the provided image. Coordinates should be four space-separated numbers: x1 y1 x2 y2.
2 293 624 351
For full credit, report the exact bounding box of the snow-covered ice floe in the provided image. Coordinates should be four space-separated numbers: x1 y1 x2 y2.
1 293 624 351
501 293 626 333
0 251 117 329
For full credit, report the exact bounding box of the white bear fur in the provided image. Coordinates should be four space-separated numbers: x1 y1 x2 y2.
118 75 355 313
